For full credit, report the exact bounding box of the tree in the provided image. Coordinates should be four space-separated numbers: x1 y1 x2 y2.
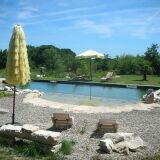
0 49 7 69
144 44 160 75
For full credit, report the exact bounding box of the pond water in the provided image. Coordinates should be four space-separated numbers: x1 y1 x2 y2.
22 82 146 107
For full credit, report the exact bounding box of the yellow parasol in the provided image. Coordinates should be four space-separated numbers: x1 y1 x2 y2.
6 24 30 124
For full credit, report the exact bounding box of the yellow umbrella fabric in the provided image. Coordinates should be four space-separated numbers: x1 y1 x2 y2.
5 24 30 124
6 25 30 85
77 49 104 59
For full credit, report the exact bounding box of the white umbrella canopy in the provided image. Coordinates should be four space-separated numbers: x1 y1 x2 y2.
76 50 105 80
5 24 30 124
77 50 104 59
76 50 105 100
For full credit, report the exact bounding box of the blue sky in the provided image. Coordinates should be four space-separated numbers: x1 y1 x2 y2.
0 0 160 57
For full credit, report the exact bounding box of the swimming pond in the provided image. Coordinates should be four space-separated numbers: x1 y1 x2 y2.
22 82 146 107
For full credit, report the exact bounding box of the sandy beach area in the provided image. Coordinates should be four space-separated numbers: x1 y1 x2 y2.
1 93 160 160
24 92 160 113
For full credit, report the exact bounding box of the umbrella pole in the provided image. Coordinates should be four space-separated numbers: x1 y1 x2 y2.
90 85 91 100
90 59 92 80
12 85 16 124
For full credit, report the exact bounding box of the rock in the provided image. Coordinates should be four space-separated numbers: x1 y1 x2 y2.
31 130 61 146
154 89 160 102
113 141 129 155
32 90 43 96
102 133 146 154
0 108 9 114
32 90 40 93
142 89 154 103
4 86 12 92
99 139 113 153
0 87 4 91
0 124 22 138
51 143 62 153
127 136 145 151
36 143 62 154
22 89 32 93
103 132 135 143
21 124 39 134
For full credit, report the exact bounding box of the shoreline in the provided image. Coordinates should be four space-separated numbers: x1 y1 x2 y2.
23 93 160 113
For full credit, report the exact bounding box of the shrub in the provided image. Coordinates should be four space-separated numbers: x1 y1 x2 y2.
60 140 75 155
46 153 64 160
0 91 12 98
14 142 42 157
77 120 87 135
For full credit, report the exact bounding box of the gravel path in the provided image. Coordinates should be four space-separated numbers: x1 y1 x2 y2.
0 94 160 160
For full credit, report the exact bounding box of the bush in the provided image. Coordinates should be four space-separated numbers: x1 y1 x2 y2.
77 120 87 135
46 153 64 160
14 142 42 157
0 91 12 98
60 140 75 155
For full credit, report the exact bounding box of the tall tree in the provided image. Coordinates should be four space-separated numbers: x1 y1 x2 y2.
0 49 7 69
144 44 160 75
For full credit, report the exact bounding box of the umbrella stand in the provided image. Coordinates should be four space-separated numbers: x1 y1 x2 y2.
12 85 16 124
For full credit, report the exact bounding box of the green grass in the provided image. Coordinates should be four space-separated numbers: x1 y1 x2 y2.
1 69 160 86
0 141 64 160
0 69 5 77
142 154 160 160
0 91 12 98
34 74 160 86
93 74 160 86
0 138 160 160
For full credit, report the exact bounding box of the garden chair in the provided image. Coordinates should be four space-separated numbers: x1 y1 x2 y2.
51 113 74 129
97 119 118 133
100 72 113 81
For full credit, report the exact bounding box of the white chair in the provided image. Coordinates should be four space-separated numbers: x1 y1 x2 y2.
101 72 113 81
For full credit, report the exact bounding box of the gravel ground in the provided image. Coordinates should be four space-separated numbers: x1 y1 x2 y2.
0 94 160 160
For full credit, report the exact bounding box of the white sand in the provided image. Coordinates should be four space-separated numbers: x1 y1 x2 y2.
23 93 160 113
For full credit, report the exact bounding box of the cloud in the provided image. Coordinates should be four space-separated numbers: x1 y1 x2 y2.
54 0 70 7
33 5 104 18
75 20 112 37
17 11 33 19
18 0 29 6
15 5 160 40
17 6 39 19
23 6 38 12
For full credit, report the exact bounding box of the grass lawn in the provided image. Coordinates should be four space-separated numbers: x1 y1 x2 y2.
93 75 160 86
1 69 160 86
33 74 160 86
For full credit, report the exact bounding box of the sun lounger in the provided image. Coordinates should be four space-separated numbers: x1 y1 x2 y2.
72 74 89 81
51 113 74 128
97 119 118 133
101 72 113 81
